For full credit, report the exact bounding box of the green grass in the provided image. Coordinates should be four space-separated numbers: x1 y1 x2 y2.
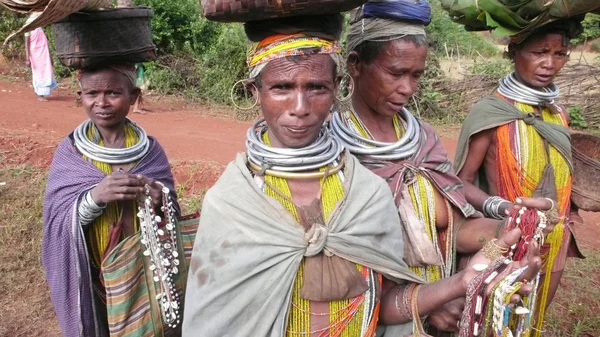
0 165 59 336
0 162 598 336
545 248 600 337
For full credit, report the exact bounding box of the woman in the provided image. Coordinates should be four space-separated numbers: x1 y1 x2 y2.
24 23 57 101
329 1 556 334
454 19 585 335
42 64 178 336
182 14 541 337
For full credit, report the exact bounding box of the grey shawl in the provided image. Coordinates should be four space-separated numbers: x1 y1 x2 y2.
182 152 423 337
454 96 573 175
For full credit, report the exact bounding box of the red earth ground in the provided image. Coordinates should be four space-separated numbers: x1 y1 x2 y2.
1 78 599 335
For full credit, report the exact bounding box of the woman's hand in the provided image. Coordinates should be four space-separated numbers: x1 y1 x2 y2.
462 228 542 300
507 197 558 234
90 173 145 205
139 176 164 208
428 298 465 332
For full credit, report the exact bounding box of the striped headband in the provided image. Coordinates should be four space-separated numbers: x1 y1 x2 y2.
247 33 341 69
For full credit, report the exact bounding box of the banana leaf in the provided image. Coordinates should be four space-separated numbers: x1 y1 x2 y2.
440 0 600 37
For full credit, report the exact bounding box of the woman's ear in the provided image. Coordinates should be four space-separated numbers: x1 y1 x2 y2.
248 79 259 104
130 88 141 105
346 51 362 79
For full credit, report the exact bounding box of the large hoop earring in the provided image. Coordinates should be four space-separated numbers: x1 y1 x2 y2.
230 79 259 110
336 73 354 102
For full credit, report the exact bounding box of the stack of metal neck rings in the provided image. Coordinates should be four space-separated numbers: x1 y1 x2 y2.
245 118 345 179
497 71 560 106
73 118 150 164
329 108 421 161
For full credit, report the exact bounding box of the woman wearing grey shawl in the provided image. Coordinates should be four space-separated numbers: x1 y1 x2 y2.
42 65 178 336
182 12 542 337
329 1 554 335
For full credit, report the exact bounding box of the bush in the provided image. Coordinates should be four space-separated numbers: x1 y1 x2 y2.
468 58 513 79
0 8 26 59
567 105 588 129
571 13 600 45
427 1 499 58
133 0 221 55
129 0 247 103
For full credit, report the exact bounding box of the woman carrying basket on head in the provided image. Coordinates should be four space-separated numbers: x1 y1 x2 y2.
42 64 179 337
182 12 544 337
454 19 586 335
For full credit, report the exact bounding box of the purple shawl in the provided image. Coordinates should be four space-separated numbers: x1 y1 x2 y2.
42 135 178 337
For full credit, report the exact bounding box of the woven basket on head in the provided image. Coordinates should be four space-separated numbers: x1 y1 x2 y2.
200 0 367 22
52 7 156 69
571 133 600 212
2 0 112 44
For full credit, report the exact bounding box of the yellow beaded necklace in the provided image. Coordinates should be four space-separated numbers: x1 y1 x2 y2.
345 111 452 282
495 102 571 337
84 122 140 267
261 132 378 337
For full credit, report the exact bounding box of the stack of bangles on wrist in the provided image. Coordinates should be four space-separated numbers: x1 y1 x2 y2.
483 196 511 220
458 203 548 337
394 283 429 333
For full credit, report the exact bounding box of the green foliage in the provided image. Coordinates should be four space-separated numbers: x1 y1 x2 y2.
0 8 26 59
128 0 247 103
133 0 221 55
145 22 247 103
427 1 499 58
468 58 512 79
571 13 600 45
195 24 247 103
567 105 588 129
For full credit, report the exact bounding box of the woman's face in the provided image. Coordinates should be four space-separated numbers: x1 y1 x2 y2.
513 33 569 89
79 68 138 130
253 54 337 149
349 39 427 118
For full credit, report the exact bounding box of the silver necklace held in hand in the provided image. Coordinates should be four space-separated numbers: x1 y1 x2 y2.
73 118 150 164
137 184 181 327
330 108 421 161
246 118 344 172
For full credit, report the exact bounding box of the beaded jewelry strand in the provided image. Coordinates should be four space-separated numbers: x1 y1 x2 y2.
137 183 181 328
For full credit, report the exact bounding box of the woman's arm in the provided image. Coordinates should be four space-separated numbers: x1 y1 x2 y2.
379 228 542 326
457 129 495 211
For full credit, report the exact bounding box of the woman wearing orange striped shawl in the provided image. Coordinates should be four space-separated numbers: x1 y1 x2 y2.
455 19 585 336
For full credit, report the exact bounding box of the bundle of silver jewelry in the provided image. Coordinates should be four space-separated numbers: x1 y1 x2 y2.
482 196 511 220
330 109 421 161
497 72 559 106
74 118 150 164
137 183 181 327
246 118 344 172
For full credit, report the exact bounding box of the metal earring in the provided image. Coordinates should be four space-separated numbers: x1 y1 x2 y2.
336 73 354 102
230 79 259 110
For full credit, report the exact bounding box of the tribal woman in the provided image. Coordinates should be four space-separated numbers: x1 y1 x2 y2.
455 19 585 335
329 1 556 334
183 14 542 337
42 64 179 337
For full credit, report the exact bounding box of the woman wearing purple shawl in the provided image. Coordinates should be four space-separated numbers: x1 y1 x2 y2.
42 64 178 337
